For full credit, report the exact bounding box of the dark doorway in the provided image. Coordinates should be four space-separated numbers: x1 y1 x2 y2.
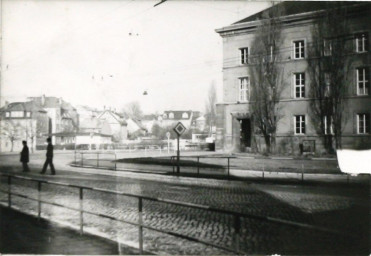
240 118 251 149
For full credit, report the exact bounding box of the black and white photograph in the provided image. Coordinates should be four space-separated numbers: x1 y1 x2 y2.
0 0 370 255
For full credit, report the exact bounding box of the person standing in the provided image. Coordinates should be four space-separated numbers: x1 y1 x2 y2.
40 137 56 175
20 141 30 172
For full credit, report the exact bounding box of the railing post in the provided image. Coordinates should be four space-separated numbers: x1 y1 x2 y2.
301 164 304 182
114 153 117 171
197 156 200 176
7 176 11 208
138 197 143 254
262 163 265 180
97 153 99 168
227 157 230 179
172 156 175 174
81 153 84 167
234 214 240 252
79 187 84 234
74 150 76 164
38 181 42 219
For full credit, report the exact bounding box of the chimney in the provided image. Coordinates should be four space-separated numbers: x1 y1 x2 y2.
41 94 45 106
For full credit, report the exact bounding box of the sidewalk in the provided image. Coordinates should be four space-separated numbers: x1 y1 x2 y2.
0 205 140 255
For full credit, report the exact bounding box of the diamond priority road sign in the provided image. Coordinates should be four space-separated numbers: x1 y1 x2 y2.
173 122 186 136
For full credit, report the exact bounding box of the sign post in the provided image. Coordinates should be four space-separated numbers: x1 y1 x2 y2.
166 132 171 154
173 122 186 174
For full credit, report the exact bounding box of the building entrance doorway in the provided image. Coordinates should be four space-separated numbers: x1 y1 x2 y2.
240 118 251 149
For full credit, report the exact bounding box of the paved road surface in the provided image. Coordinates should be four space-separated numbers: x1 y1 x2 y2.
0 152 369 254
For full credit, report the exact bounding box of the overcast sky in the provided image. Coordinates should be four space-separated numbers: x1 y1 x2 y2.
1 0 269 114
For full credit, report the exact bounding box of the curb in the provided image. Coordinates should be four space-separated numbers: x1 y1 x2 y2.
232 154 337 161
68 164 369 186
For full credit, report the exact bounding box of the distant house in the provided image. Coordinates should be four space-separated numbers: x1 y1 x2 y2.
193 116 207 131
79 117 112 135
126 118 147 139
27 95 79 144
0 101 49 152
96 109 128 142
141 114 158 133
75 105 99 122
50 132 112 150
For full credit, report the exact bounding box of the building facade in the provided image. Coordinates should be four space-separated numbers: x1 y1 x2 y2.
158 110 195 129
96 109 128 142
215 2 371 154
28 95 79 144
0 101 49 152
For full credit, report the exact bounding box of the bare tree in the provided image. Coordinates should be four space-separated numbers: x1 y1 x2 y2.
249 4 285 154
205 81 217 136
308 3 351 151
123 101 143 120
1 120 21 152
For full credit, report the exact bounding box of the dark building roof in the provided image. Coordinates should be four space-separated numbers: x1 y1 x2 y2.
28 96 77 111
163 110 192 120
234 1 367 24
130 118 147 131
1 101 47 113
142 114 157 121
97 110 128 125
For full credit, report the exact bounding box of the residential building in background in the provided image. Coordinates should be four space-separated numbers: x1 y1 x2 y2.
96 109 128 142
27 95 79 144
215 2 370 154
157 110 195 129
141 114 158 133
125 117 147 139
0 101 49 152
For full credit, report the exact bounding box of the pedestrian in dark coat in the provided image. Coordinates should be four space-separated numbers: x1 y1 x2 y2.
20 141 30 172
40 137 56 175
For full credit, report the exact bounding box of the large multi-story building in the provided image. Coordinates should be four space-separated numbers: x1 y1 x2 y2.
215 2 370 154
0 101 49 152
27 95 79 144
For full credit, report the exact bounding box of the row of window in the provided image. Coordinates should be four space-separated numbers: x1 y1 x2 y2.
162 112 189 119
294 114 370 135
238 67 370 102
5 111 31 118
239 32 369 64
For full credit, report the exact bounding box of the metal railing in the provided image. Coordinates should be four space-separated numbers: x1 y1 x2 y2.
0 174 346 255
72 152 354 183
74 151 117 171
170 155 233 177
169 155 354 183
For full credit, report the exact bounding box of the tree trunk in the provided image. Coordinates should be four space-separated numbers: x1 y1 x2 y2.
264 134 271 154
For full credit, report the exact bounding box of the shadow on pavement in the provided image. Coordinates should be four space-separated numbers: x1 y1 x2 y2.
0 206 143 255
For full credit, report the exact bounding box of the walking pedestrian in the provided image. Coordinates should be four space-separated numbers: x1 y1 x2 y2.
40 137 56 175
20 141 30 172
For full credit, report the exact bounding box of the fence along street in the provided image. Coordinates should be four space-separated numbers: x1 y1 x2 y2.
0 172 366 255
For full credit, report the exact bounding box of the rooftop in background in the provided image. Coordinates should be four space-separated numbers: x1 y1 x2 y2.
0 101 47 113
28 95 76 111
163 110 193 120
234 1 366 24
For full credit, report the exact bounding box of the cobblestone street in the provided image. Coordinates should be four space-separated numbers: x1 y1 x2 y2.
0 152 369 254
